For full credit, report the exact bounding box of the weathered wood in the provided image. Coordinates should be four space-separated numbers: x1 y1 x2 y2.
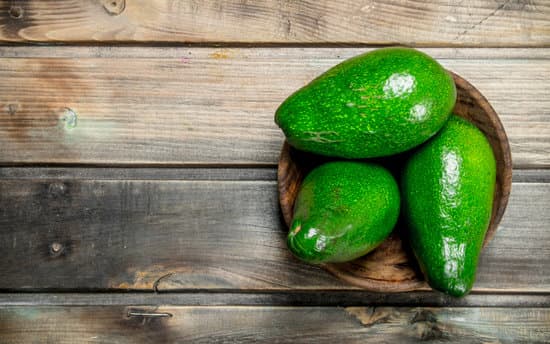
1 306 549 343
0 47 549 167
0 176 549 292
1 292 550 308
0 0 549 46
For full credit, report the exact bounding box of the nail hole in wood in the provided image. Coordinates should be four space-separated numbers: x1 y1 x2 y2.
8 6 23 19
102 0 125 15
50 242 64 257
60 108 77 129
7 104 18 116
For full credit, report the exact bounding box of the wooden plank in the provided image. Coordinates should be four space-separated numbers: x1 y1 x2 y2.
0 47 549 167
0 0 549 46
0 176 549 292
1 292 550 308
1 306 549 343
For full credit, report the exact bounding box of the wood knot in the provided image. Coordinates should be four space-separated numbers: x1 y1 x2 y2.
60 108 77 129
102 0 125 15
409 310 444 340
8 6 23 19
345 307 394 327
7 103 18 116
49 242 65 257
410 309 437 324
48 182 68 197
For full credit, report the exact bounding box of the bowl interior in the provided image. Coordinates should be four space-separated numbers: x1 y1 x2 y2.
277 72 512 292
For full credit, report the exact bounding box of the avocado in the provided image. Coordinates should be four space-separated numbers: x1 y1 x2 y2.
287 161 400 263
401 115 496 297
275 47 456 158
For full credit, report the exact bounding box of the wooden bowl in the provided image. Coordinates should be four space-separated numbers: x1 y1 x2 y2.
277 71 512 292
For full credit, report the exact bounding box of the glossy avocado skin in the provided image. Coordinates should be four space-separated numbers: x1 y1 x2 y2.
287 161 400 264
402 116 496 297
275 47 456 158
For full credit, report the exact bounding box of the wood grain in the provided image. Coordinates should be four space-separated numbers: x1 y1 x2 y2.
0 47 549 167
0 0 549 46
1 306 549 343
0 175 549 292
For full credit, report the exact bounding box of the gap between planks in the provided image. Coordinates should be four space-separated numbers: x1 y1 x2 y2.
0 292 549 307
0 47 549 59
0 167 547 182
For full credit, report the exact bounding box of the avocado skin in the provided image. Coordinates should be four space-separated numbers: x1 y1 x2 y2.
287 161 400 264
275 47 456 158
401 116 496 297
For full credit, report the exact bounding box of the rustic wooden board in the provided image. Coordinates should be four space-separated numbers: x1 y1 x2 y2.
0 174 548 292
1 306 549 343
0 47 549 167
0 0 549 46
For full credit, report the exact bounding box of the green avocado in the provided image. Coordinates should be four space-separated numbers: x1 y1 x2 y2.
275 47 456 158
287 161 400 263
401 115 496 297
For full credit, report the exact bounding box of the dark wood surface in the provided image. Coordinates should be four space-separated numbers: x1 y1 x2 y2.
1 1 549 342
0 172 549 292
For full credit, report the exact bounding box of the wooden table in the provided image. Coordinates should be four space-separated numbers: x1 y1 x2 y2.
0 1 549 342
